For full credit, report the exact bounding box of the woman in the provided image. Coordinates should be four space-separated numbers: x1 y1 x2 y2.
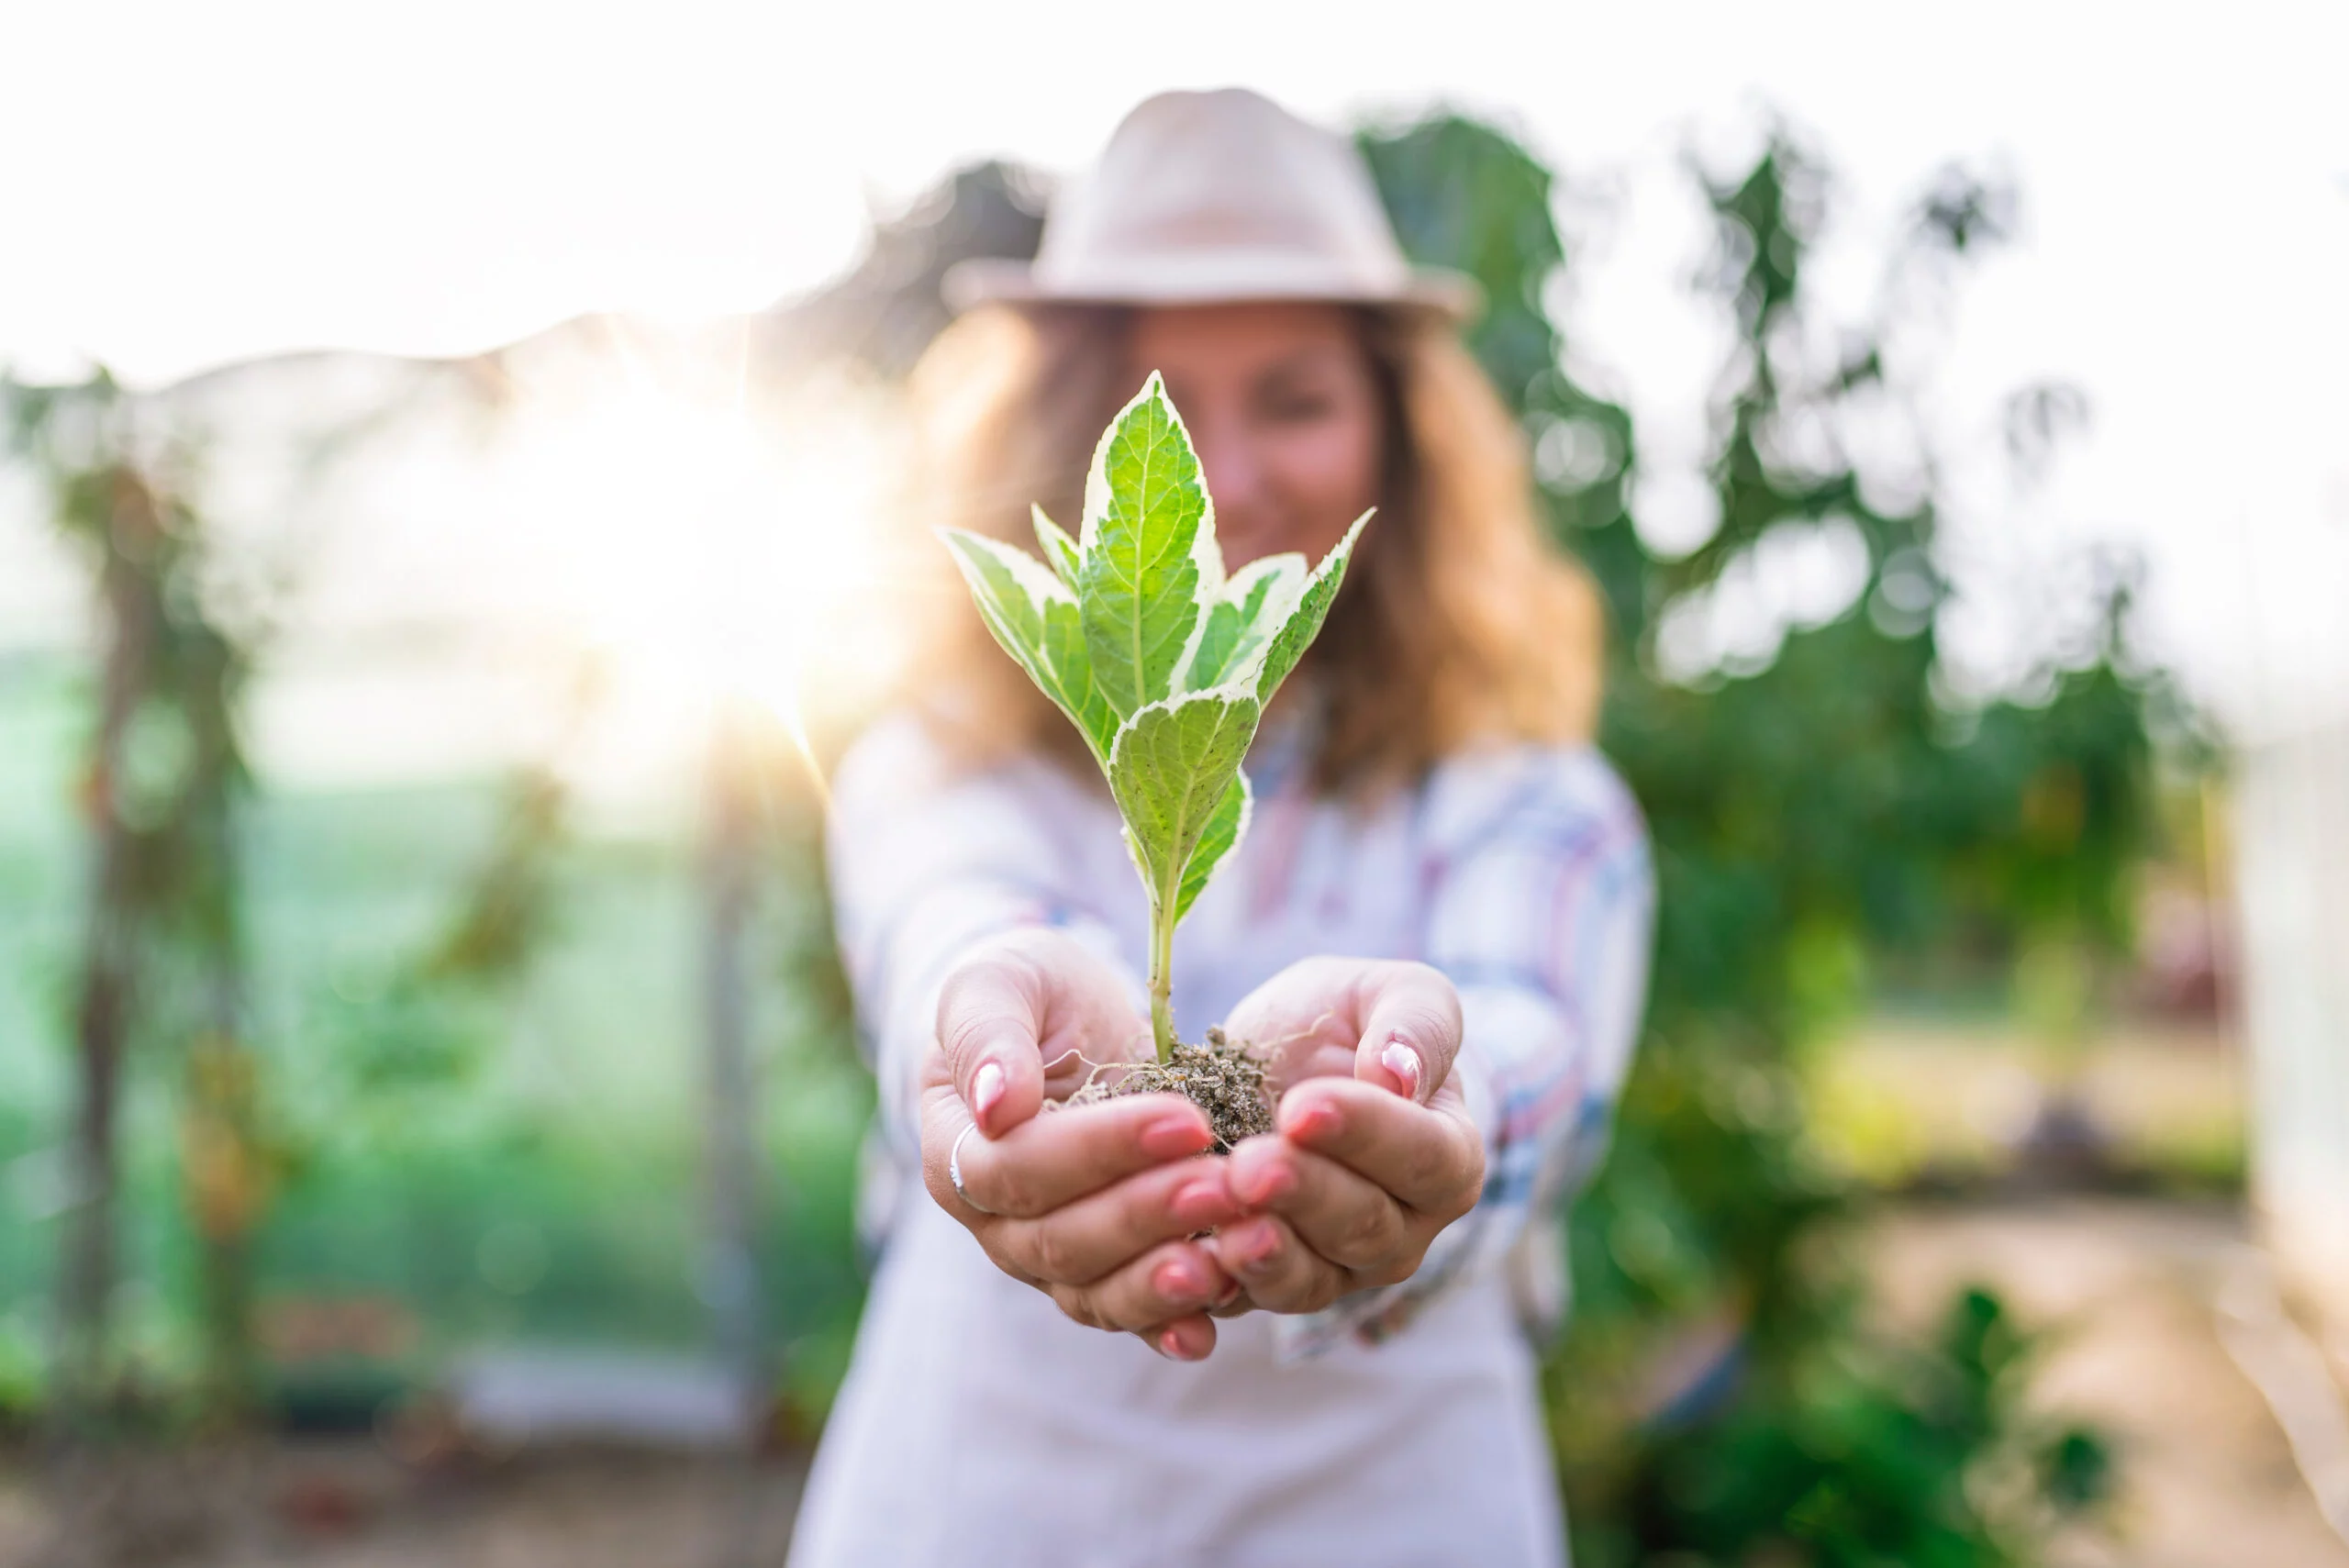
789 89 1653 1568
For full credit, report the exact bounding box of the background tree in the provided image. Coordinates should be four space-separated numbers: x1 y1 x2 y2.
6 373 265 1427
1360 115 2153 1563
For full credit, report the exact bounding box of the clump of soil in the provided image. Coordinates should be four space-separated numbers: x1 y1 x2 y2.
1068 1027 1274 1151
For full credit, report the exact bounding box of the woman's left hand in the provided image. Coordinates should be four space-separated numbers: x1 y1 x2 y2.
1206 958 1486 1315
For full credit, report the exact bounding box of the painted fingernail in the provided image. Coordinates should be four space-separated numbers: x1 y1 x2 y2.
1141 1112 1209 1160
1237 1159 1292 1207
1152 1259 1203 1302
1287 1100 1341 1141
1156 1327 1187 1360
1172 1179 1233 1229
1381 1037 1422 1101
971 1062 1006 1128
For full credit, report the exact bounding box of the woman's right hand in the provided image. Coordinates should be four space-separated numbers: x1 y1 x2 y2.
919 929 1244 1361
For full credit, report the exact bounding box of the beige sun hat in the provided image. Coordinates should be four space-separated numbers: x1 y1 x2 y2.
943 88 1481 323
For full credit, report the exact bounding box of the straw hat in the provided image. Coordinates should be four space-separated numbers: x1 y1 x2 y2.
943 88 1481 323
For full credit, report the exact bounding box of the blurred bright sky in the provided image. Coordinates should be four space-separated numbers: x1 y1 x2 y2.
5 0 2347 745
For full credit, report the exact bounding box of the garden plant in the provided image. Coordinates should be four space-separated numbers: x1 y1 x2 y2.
941 373 1366 1147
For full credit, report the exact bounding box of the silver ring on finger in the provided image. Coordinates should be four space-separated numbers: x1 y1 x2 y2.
949 1122 999 1216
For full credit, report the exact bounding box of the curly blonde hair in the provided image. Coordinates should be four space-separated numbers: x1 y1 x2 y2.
896 303 1602 793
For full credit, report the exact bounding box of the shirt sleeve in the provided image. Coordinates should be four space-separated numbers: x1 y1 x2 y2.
1274 746 1654 1358
826 716 1141 1169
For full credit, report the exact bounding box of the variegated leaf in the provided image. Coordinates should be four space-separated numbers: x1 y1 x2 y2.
1254 509 1372 706
1182 552 1308 692
1076 373 1223 717
1174 773 1251 924
1031 505 1082 586
941 376 1365 1046
941 528 1117 763
1108 687 1260 924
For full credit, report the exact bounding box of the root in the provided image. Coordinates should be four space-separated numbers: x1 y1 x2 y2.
1066 1027 1275 1151
1041 1046 1123 1101
1043 1010 1342 1151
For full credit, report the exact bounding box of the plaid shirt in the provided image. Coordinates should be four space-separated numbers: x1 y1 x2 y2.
829 711 1653 1356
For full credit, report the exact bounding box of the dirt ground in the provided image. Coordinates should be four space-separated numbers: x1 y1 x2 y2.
4 1196 2342 1568
1870 1196 2349 1568
0 1444 807 1568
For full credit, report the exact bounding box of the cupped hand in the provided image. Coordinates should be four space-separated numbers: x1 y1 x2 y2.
1206 958 1485 1315
919 929 1244 1360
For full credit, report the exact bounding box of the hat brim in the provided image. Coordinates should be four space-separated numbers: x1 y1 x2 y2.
941 255 1483 326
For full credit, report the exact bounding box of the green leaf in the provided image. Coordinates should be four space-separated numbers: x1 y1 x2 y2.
941 375 1364 1060
1174 773 1251 923
1108 687 1260 923
1182 553 1307 692
1254 510 1372 706
1039 597 1118 762
941 528 1053 660
1076 373 1220 717
1031 505 1082 585
941 528 1118 762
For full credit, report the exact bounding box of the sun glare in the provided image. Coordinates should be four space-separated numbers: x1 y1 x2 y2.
483 341 904 808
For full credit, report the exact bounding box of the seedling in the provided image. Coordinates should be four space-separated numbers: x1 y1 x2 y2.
941 375 1366 1140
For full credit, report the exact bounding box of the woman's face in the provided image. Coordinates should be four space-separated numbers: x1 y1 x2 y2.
1127 303 1385 569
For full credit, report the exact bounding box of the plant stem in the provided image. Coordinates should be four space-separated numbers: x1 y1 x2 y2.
1148 903 1177 1064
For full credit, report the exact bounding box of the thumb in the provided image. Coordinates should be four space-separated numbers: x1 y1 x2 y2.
1351 961 1463 1106
935 949 1050 1137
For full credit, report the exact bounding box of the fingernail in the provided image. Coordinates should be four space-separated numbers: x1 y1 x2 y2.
1156 1327 1188 1361
1140 1112 1209 1160
1237 1159 1292 1207
1287 1100 1341 1142
1214 1278 1242 1308
1172 1178 1233 1230
1152 1259 1203 1303
1381 1037 1422 1101
971 1062 1005 1129
1232 1221 1281 1271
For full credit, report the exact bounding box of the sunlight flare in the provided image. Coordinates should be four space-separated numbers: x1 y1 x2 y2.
482 347 904 805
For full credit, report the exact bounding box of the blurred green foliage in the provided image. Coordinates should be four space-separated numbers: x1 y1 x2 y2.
1614 1288 2106 1566
1360 115 2154 1562
0 740 871 1425
6 373 267 1422
5 361 875 1427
